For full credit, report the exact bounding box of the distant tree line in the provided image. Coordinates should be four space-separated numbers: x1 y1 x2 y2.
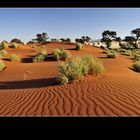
101 28 140 49
75 36 91 43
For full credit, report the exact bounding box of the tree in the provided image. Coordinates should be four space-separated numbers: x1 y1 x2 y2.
81 36 91 43
33 32 49 43
124 36 135 44
101 30 117 48
66 38 71 42
11 38 24 44
116 37 121 42
131 28 140 48
60 38 65 42
75 36 91 43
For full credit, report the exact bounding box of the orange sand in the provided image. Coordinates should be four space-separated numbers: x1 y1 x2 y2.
0 42 140 116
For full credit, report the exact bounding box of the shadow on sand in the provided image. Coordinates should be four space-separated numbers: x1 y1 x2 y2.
0 77 59 90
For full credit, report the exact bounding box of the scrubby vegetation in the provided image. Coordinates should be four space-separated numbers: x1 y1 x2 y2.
134 54 140 61
57 55 105 84
121 50 132 56
33 49 47 63
10 43 18 49
52 48 71 61
10 54 21 62
0 59 6 71
0 49 7 58
11 38 24 44
132 62 140 72
0 41 9 50
75 43 84 50
106 50 117 58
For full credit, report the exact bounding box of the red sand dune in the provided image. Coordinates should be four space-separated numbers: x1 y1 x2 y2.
0 42 140 116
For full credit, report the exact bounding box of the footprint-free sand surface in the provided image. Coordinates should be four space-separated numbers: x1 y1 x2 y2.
0 42 140 116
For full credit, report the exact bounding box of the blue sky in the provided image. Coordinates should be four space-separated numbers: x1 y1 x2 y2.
0 8 140 42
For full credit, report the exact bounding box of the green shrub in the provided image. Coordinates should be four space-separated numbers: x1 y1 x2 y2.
10 54 21 62
0 42 9 50
10 43 18 49
106 50 117 58
33 49 47 63
121 50 132 56
38 49 47 56
0 49 7 58
75 43 83 50
57 55 105 84
132 62 140 72
81 55 105 75
134 54 140 61
33 54 46 63
0 59 6 71
52 48 71 61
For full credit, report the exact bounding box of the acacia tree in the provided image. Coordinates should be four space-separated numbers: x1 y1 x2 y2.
33 32 49 43
101 30 117 48
131 28 140 48
124 36 135 44
75 36 91 43
11 38 24 44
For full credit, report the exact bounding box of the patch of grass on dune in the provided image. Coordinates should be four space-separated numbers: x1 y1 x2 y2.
132 62 140 72
10 54 21 62
52 48 71 61
57 54 105 85
0 59 6 71
33 49 47 63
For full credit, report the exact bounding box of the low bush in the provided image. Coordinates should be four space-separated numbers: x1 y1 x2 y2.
52 48 71 61
134 54 140 61
106 50 117 58
0 59 6 71
0 42 9 50
121 50 132 56
57 55 105 84
132 62 140 72
75 43 84 50
33 54 46 63
33 49 47 63
0 49 7 58
37 49 47 56
10 54 21 62
10 43 18 49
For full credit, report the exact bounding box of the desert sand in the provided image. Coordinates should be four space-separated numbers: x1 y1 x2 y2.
0 42 140 116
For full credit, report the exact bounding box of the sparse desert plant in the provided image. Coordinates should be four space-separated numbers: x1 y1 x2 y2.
106 50 117 58
0 49 7 58
33 49 47 63
38 49 47 56
10 42 18 49
0 59 6 71
61 50 72 61
0 42 9 50
52 48 71 61
33 54 46 63
134 54 140 61
75 43 83 50
132 62 140 72
57 57 83 84
57 55 105 84
121 50 132 56
81 55 105 75
10 54 21 62
52 49 61 60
